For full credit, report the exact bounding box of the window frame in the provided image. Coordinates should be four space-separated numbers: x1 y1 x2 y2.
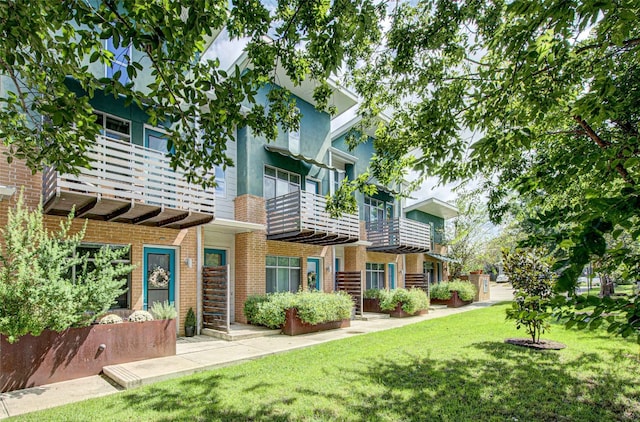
105 37 132 85
71 243 132 310
365 262 385 290
263 165 301 199
266 255 301 293
94 110 131 143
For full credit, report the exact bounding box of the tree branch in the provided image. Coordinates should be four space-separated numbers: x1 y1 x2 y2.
573 115 636 185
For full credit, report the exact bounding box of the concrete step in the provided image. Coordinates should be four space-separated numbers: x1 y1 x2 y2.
201 326 281 341
429 304 448 311
357 312 391 321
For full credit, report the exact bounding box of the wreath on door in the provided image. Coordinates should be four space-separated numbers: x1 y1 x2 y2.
149 266 170 288
307 271 317 289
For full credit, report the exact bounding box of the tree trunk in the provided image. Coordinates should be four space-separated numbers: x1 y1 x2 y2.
599 274 615 297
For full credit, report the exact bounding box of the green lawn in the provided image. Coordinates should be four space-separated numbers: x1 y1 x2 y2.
14 304 640 421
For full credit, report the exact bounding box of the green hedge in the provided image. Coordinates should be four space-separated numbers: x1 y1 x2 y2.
379 288 429 314
243 291 353 329
430 280 477 302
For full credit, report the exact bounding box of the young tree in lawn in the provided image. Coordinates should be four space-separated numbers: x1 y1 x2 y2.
504 248 556 344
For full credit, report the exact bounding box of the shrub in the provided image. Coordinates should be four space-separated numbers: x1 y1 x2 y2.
380 288 429 314
294 291 353 325
0 192 135 343
430 283 452 300
128 310 154 322
150 301 177 320
364 289 386 300
447 280 477 302
244 295 270 323
185 307 196 327
99 314 123 324
430 280 477 302
244 291 353 329
503 248 556 343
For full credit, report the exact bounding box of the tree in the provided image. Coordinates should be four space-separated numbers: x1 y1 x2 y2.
0 193 134 343
346 0 640 340
444 189 492 277
0 0 383 186
504 248 556 344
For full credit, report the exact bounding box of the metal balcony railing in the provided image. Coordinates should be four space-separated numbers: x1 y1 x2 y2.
366 217 431 253
266 190 360 245
42 135 215 228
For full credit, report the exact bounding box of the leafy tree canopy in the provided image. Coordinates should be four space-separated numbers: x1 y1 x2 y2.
0 0 383 185
350 0 640 292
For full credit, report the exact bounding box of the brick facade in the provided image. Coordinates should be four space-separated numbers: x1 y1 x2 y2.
0 146 198 335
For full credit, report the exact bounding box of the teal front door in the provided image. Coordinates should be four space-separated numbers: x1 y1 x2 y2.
144 247 175 310
307 258 321 290
388 263 396 289
204 248 226 267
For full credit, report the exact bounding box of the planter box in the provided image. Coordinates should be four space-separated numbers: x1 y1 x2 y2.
430 291 473 308
363 298 383 313
282 308 350 336
387 303 429 318
0 319 176 393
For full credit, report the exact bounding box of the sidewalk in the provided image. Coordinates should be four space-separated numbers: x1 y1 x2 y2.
0 284 513 419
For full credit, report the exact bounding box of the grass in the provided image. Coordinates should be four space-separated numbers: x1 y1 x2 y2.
13 304 640 421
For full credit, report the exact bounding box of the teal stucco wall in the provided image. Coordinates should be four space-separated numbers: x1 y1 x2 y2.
405 210 445 245
236 83 332 197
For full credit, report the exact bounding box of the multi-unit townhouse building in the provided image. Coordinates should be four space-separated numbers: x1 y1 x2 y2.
0 35 458 336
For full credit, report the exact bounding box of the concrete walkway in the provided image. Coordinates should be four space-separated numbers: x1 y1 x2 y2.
0 284 513 419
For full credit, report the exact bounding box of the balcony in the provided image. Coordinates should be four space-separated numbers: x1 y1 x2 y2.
266 191 360 245
366 218 431 253
42 135 214 229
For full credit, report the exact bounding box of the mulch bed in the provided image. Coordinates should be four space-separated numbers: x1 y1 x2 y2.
504 338 567 350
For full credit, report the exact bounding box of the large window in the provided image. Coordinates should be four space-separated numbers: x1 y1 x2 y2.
105 37 132 85
263 166 300 199
72 244 132 309
364 196 394 223
94 111 131 143
366 263 385 290
266 256 301 293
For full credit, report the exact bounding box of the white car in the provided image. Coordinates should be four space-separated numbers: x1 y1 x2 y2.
496 274 509 283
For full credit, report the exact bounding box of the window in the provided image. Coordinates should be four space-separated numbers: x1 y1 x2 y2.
366 263 385 290
72 244 132 309
364 196 394 223
214 165 226 197
266 256 301 293
263 166 300 199
105 37 132 85
289 108 300 154
94 111 131 142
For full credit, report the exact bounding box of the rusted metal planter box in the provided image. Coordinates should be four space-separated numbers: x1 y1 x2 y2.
0 319 176 393
363 298 383 313
430 291 473 308
387 303 429 318
282 308 350 336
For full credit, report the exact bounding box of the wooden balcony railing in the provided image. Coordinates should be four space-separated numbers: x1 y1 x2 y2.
366 217 431 253
42 135 215 229
266 190 360 245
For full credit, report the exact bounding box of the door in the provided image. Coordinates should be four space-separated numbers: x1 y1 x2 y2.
144 247 175 310
204 248 226 267
305 178 320 194
388 263 396 289
307 257 321 291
